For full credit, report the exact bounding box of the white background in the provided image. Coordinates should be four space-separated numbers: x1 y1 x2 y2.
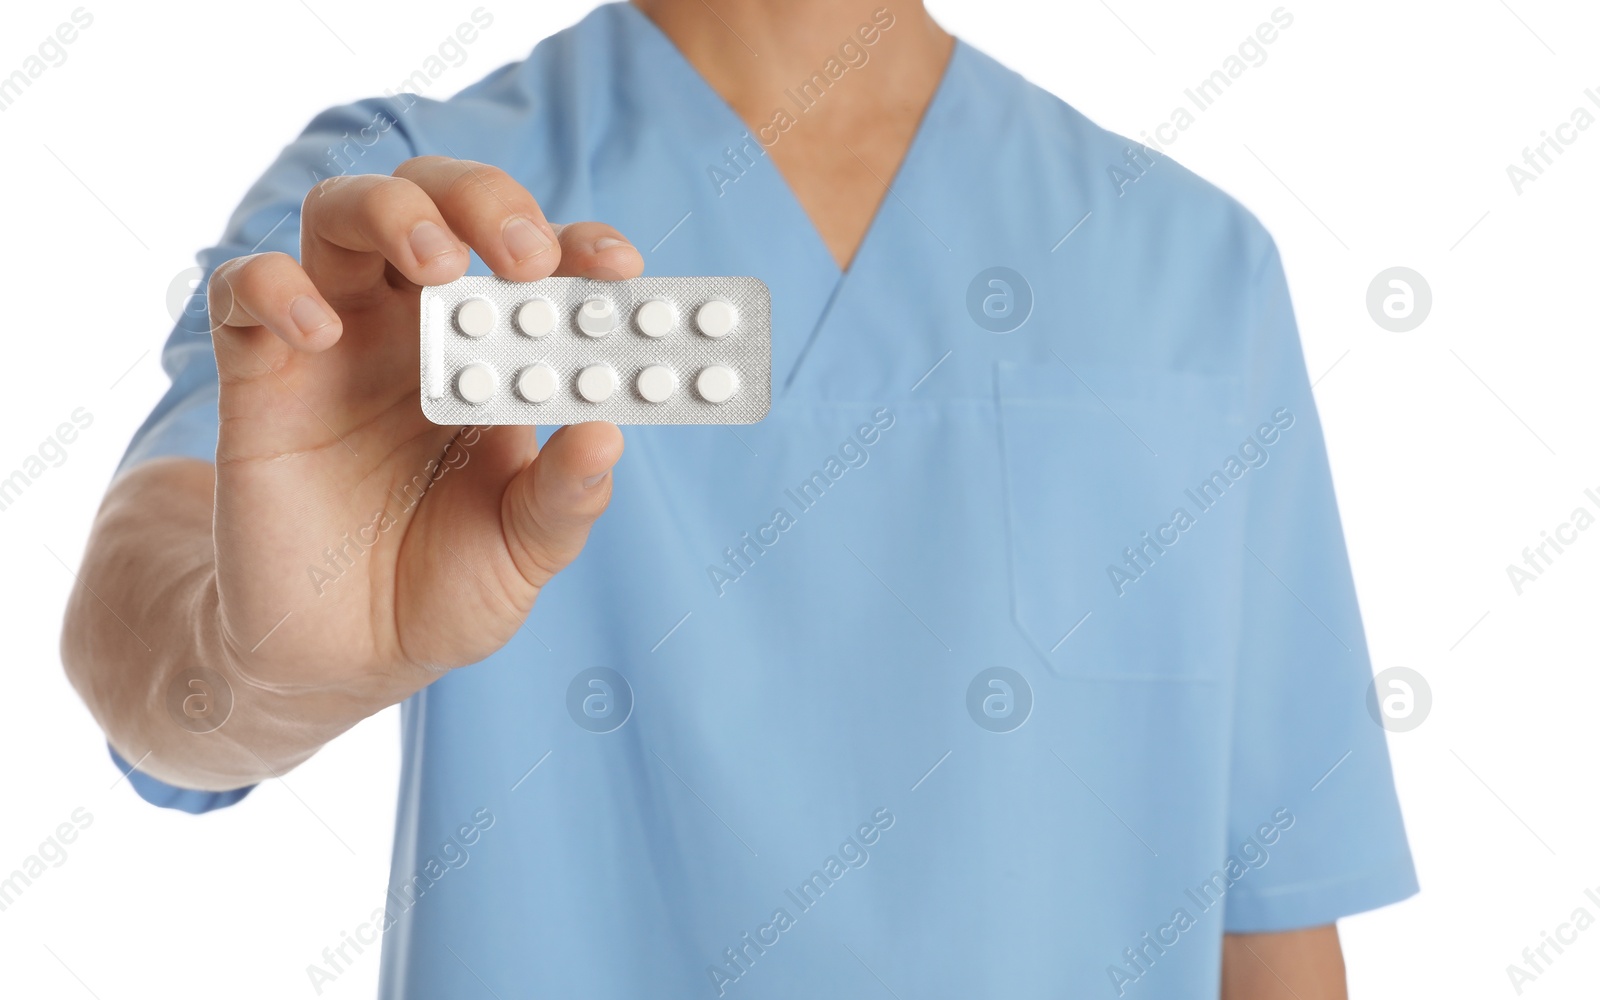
2 1 1597 997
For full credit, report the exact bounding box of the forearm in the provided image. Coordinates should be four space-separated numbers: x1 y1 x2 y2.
61 457 409 790
1221 925 1347 1000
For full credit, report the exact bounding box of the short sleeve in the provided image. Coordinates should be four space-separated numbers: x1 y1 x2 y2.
1220 241 1418 931
111 99 423 811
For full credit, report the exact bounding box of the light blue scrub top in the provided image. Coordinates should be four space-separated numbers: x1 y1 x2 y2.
114 4 1417 996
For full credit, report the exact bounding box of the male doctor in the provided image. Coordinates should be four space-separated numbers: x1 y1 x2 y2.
64 2 1415 996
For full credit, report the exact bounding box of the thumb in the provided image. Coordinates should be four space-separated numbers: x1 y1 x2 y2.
500 422 624 591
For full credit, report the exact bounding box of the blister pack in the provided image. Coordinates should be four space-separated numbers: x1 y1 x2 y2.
420 275 771 426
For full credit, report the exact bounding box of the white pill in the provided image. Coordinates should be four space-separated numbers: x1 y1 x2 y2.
516 364 558 403
636 365 678 403
456 363 497 404
516 298 557 337
455 298 496 338
577 364 618 402
635 299 676 338
577 298 617 337
696 365 739 403
695 299 737 338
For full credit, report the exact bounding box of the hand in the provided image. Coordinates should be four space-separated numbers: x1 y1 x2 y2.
206 156 643 702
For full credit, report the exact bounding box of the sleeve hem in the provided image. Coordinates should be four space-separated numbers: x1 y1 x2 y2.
109 745 256 815
1221 857 1419 932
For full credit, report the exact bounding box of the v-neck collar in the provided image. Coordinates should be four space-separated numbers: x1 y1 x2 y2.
617 1 966 283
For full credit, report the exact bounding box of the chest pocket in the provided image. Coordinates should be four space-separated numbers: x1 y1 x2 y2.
996 360 1251 682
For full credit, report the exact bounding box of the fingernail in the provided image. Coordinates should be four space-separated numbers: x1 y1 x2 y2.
591 236 629 252
582 470 611 489
503 217 553 263
409 222 459 264
289 296 336 337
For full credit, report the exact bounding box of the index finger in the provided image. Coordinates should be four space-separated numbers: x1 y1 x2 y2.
299 173 472 305
394 156 563 283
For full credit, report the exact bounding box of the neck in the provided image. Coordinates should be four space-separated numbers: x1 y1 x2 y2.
632 1 953 126
630 0 955 269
